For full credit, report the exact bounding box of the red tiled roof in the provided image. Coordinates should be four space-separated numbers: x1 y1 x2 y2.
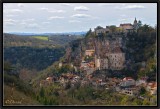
120 23 132 26
123 77 133 81
148 82 157 88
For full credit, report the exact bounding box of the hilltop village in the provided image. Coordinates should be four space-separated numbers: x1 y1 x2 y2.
39 18 157 104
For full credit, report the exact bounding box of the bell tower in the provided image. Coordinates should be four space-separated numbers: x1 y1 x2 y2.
134 17 137 25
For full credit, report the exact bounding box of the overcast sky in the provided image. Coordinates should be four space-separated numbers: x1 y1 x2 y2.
3 3 157 33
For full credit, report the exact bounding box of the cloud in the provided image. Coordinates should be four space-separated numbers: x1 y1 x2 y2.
4 19 17 22
115 4 145 10
118 18 127 22
71 14 91 18
4 19 17 26
20 22 27 25
42 22 50 24
48 16 65 20
39 7 65 13
124 5 145 9
39 7 48 11
22 18 35 22
11 9 23 12
118 18 135 23
17 3 24 7
4 22 15 26
20 18 35 25
74 6 89 11
69 20 81 23
48 10 65 13
98 3 115 6
98 3 126 7
4 19 17 24
4 9 23 14
21 18 35 24
120 14 127 17
5 14 18 17
24 23 39 28
60 3 73 6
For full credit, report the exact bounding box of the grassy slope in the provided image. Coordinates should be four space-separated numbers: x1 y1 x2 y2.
4 84 41 106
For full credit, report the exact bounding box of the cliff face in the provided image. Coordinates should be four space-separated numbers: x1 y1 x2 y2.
64 34 125 69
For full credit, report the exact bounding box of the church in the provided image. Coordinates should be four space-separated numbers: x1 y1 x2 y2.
119 18 140 32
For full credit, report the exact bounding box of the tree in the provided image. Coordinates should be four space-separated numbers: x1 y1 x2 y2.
139 87 146 95
132 98 143 105
109 25 117 33
121 95 129 105
40 87 45 98
85 28 92 37
138 24 154 32
138 20 142 27
4 61 14 72
19 68 31 82
143 99 150 105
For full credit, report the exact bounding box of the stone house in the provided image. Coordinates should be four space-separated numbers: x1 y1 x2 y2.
136 77 148 86
46 77 53 84
85 49 95 57
121 87 140 96
120 77 135 87
59 62 62 68
119 23 133 32
119 18 140 32
146 82 157 95
94 26 110 35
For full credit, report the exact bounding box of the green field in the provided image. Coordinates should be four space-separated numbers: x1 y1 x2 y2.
32 36 48 41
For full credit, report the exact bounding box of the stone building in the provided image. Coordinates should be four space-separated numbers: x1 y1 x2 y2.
100 58 109 70
119 23 133 32
108 52 125 70
85 49 95 56
94 26 110 35
133 17 140 32
95 55 101 70
120 77 136 87
119 18 140 32
94 40 125 70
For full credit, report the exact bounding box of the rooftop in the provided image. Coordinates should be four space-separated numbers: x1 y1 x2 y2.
120 23 132 26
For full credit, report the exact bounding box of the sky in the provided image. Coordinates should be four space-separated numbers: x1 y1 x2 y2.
3 3 157 33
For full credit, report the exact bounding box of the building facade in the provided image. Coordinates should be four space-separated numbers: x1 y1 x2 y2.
94 26 110 35
109 53 125 70
85 50 95 56
119 23 133 32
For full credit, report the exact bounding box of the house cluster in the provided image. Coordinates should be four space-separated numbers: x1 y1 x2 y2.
117 77 157 96
39 71 157 99
94 18 140 35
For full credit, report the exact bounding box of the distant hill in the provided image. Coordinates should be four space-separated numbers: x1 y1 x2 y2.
3 33 83 47
7 31 87 36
